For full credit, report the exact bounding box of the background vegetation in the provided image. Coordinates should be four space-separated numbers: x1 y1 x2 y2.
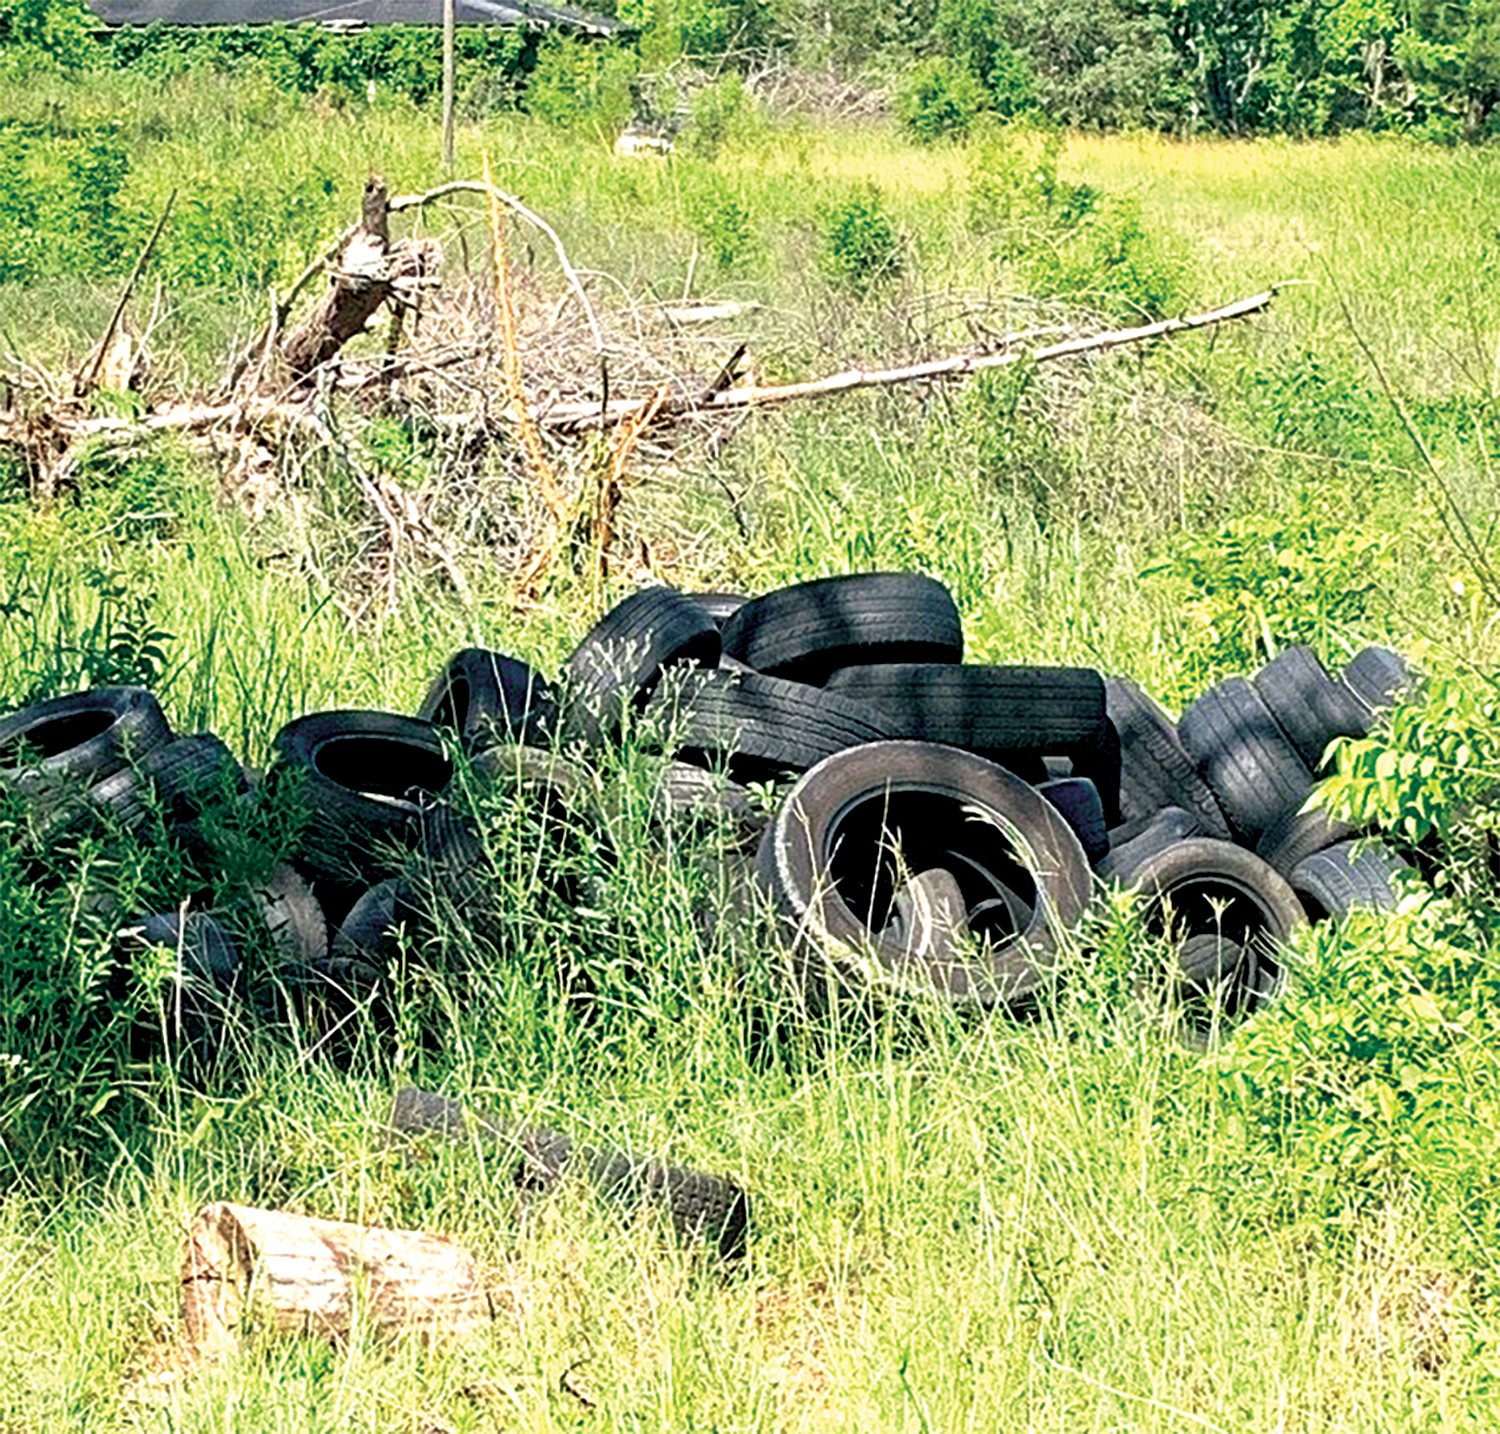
11 0 1500 140
5 4 1500 1428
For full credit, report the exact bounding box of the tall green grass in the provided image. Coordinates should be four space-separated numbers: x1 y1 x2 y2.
4 67 1500 1431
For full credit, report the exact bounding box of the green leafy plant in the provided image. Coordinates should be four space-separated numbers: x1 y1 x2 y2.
686 178 757 270
1213 902 1500 1255
0 0 96 73
817 184 903 293
895 56 990 143
61 128 137 274
523 34 637 134
1023 194 1187 320
1149 510 1395 684
682 70 757 158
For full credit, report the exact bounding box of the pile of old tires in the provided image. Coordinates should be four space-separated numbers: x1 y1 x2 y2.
0 571 1416 1054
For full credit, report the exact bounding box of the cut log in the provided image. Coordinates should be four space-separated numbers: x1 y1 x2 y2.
180 1202 490 1359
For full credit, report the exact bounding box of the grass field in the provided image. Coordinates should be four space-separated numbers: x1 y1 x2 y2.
4 65 1500 1431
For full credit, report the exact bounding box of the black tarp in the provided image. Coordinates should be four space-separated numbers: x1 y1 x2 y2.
86 0 616 33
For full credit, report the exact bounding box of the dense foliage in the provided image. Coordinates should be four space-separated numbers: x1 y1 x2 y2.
3 0 1500 140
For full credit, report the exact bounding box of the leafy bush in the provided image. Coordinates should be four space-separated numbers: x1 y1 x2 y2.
686 179 757 270
524 34 638 133
817 184 903 292
104 22 534 109
1149 509 1395 684
682 70 757 158
896 56 990 143
0 137 39 282
1213 901 1500 1255
0 0 96 72
60 129 139 275
966 120 1098 247
1023 195 1187 320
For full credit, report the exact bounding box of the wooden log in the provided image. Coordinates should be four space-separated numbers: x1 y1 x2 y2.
180 1202 489 1358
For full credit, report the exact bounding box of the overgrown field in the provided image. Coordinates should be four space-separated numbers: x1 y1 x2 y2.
6 65 1500 1431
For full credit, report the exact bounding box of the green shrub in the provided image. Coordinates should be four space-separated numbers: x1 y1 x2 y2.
686 178 757 270
682 71 757 157
817 184 903 292
1148 509 1395 686
1023 195 1187 320
895 56 989 144
0 0 97 73
523 34 637 134
0 137 39 282
60 128 138 275
1213 901 1500 1256
966 120 1098 245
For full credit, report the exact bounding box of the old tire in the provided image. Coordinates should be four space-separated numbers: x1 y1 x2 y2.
267 711 454 884
1105 678 1231 841
755 740 1092 1007
563 587 721 747
417 648 556 752
1178 678 1315 845
721 573 963 686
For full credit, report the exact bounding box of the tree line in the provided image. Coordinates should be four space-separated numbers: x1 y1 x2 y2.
3 0 1500 141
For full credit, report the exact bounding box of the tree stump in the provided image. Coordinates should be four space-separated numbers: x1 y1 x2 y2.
180 1202 489 1358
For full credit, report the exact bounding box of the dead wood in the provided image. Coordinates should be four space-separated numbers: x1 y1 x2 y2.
268 177 400 390
180 1202 490 1360
75 190 175 398
534 288 1280 434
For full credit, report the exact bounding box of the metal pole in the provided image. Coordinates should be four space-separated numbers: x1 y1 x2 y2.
442 0 456 174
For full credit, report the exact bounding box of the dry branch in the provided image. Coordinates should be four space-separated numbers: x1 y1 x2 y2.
535 288 1280 433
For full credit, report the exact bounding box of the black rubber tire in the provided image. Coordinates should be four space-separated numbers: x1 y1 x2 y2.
423 746 594 919
267 710 454 884
755 740 1093 1007
689 592 750 628
720 572 963 686
119 910 243 992
885 867 971 958
389 1087 752 1261
332 878 424 965
651 762 767 852
249 862 328 966
1104 678 1231 841
657 669 899 783
116 910 246 1075
1096 806 1204 882
1252 646 1372 771
1178 678 1316 845
0 686 173 803
1176 933 1246 992
1290 838 1408 921
1071 717 1122 828
1254 803 1357 877
417 648 556 752
82 734 243 831
563 586 721 747
1106 836 1304 1007
1037 777 1109 866
823 662 1108 758
1341 646 1412 714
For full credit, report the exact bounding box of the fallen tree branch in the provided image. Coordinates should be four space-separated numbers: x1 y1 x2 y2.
535 287 1280 433
76 189 175 398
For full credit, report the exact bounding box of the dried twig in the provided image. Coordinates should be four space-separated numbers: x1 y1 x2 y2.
388 179 604 355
